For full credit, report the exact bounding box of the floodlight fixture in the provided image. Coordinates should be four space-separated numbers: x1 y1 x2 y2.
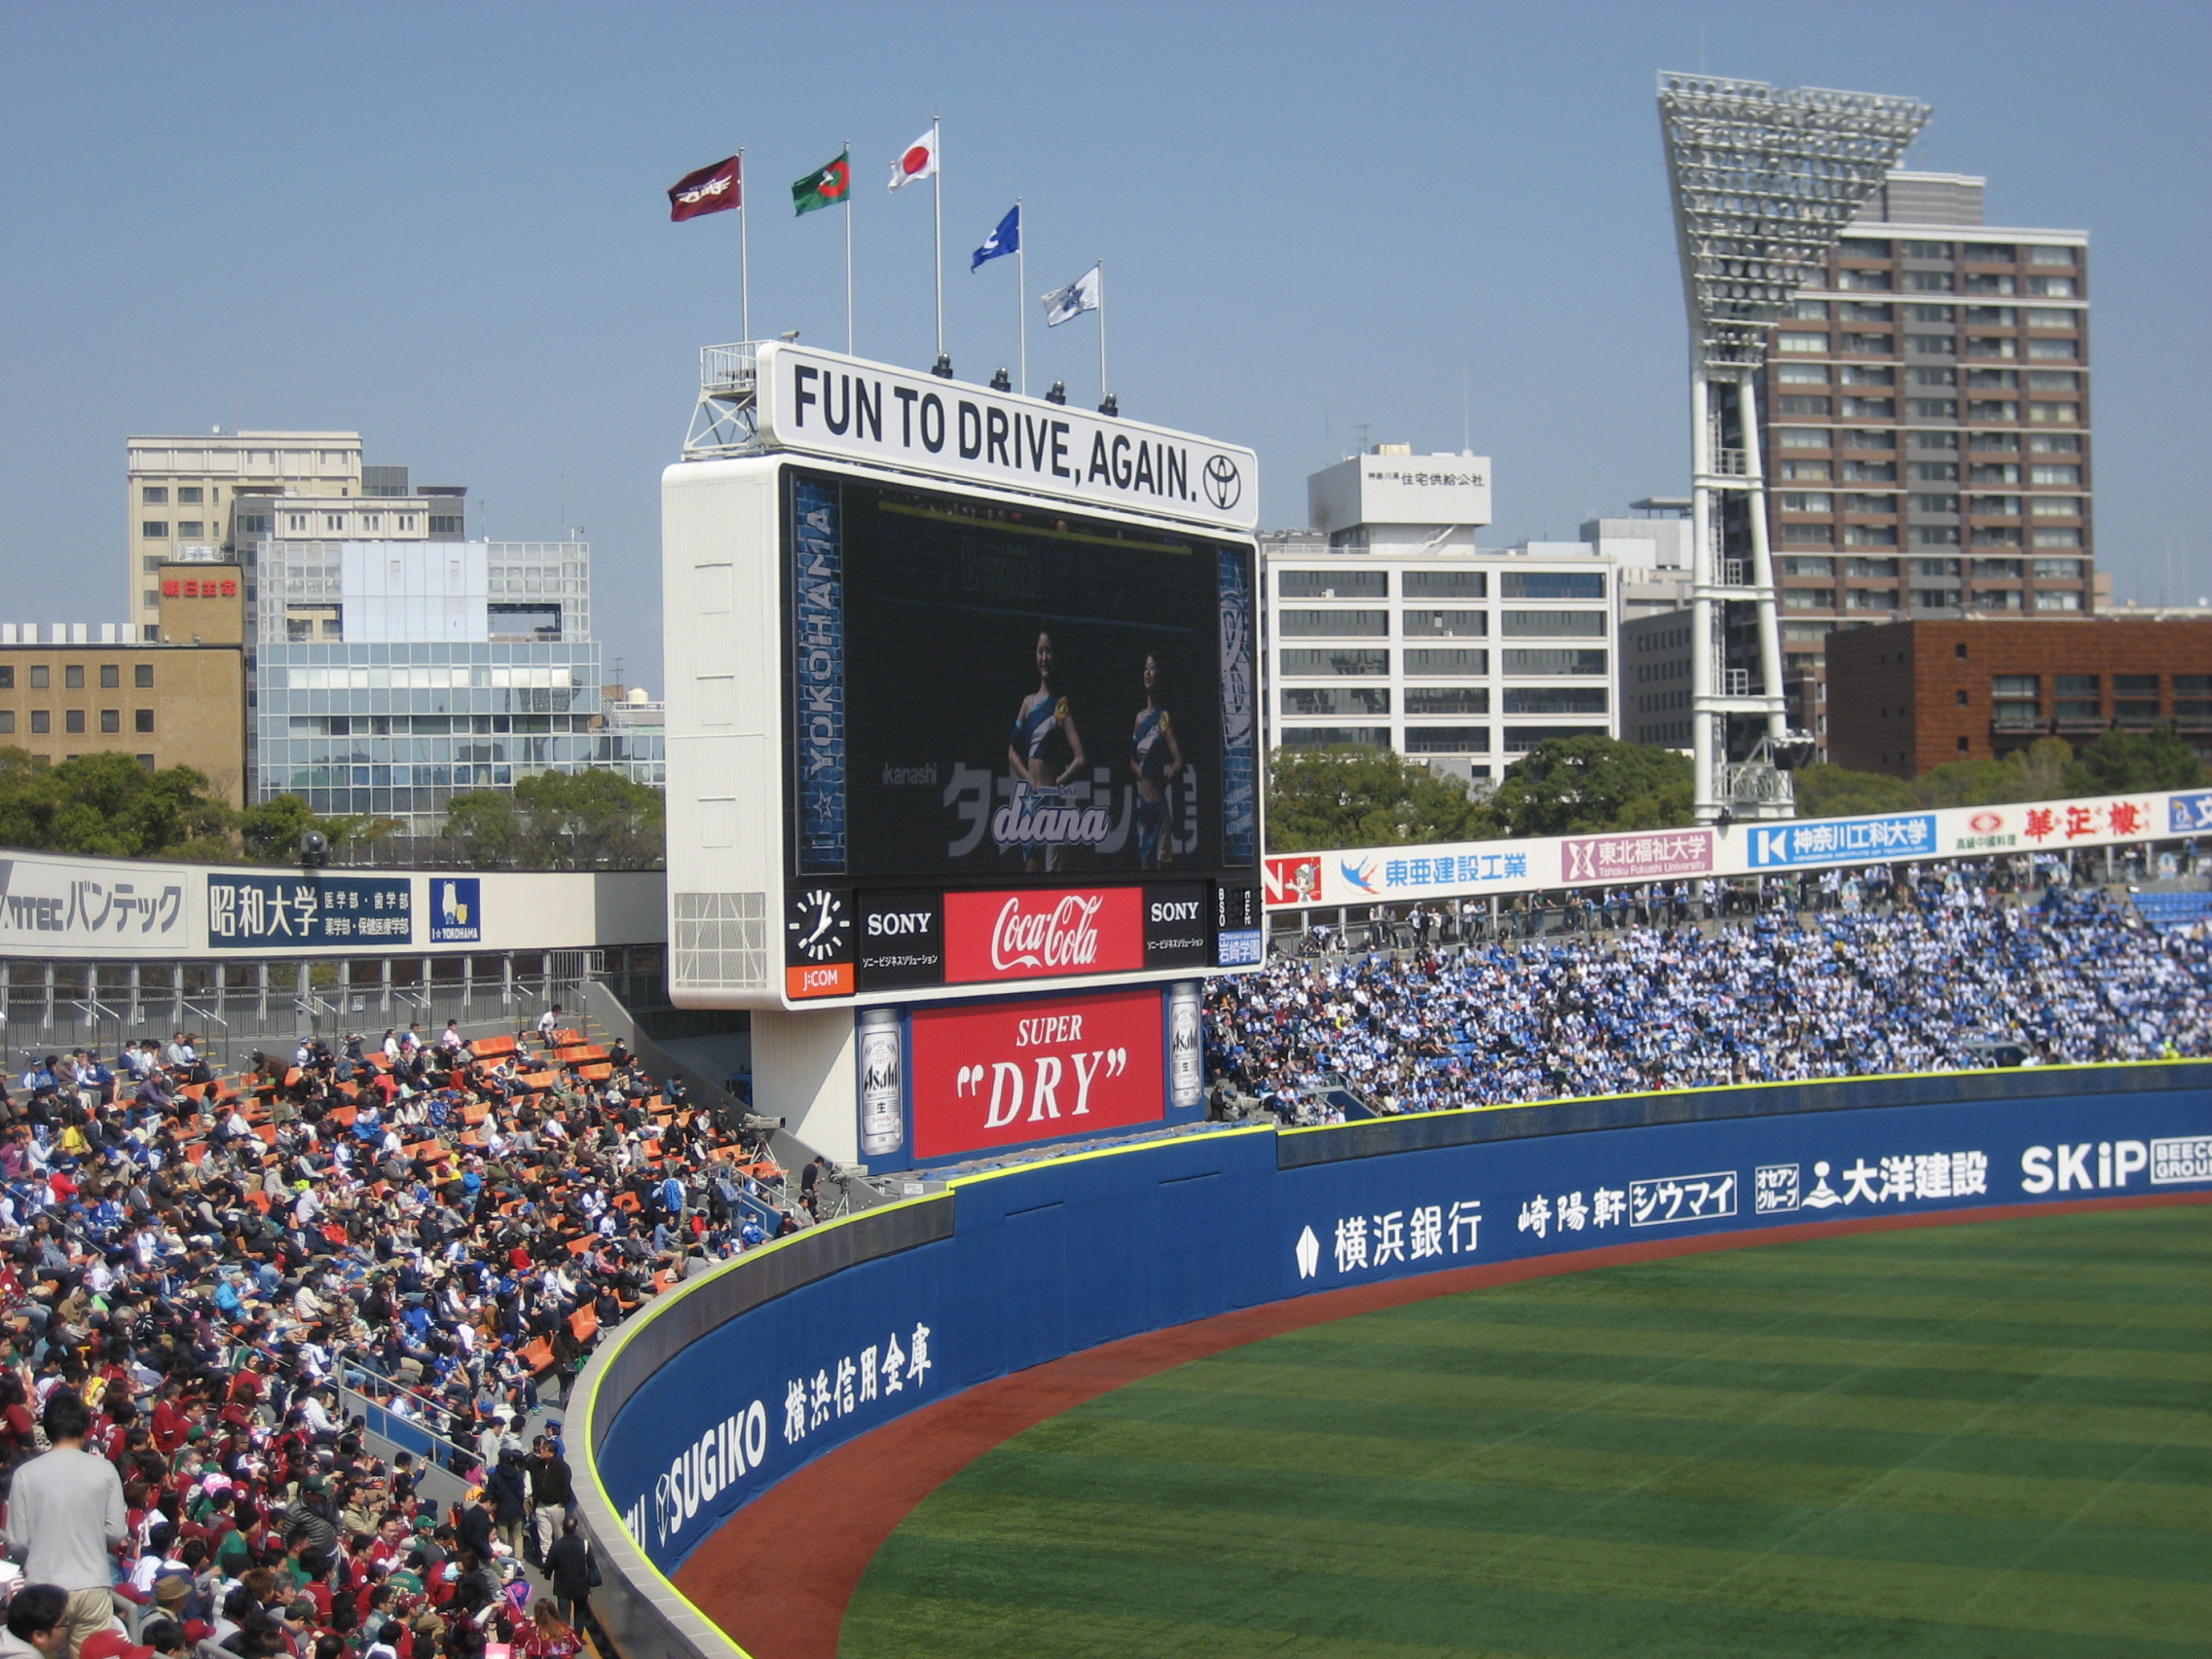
1659 73 1929 372
1657 73 1929 824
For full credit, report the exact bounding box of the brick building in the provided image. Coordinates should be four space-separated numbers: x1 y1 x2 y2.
0 567 249 802
1825 618 2212 777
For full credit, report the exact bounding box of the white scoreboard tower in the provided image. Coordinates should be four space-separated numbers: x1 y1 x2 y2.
664 343 1265 1170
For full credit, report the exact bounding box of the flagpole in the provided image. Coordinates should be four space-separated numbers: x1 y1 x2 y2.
1096 258 1107 407
843 139 854 355
1016 200 1026 396
931 118 944 364
738 148 751 343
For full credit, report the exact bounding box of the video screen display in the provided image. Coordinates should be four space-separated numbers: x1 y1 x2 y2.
783 466 1258 892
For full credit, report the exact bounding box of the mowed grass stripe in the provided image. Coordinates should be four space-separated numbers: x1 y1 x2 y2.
982 1418 2212 1531
864 1509 2211 1648
844 1582 2202 1659
1208 1311 2212 1386
1366 1277 2212 1340
1132 1352 2212 1449
933 1446 2208 1580
841 1204 2212 1659
1072 1379 2212 1487
842 1592 1599 1659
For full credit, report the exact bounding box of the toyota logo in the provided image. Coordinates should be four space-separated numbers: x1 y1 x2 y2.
1201 454 1242 511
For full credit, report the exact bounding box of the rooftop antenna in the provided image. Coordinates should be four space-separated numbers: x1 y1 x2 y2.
1353 421 1371 455
1461 368 1471 453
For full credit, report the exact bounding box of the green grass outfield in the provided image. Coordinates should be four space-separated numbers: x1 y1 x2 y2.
840 1204 2212 1659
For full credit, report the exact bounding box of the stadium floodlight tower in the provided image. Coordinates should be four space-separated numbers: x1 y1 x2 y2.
1657 73 1929 823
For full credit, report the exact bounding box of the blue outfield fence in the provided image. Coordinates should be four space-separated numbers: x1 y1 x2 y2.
571 1061 2212 1658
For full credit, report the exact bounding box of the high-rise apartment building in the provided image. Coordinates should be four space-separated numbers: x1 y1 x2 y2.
1759 172 2093 744
127 432 363 630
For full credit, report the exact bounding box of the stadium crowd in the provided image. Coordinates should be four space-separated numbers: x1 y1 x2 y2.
0 1008 815 1659
1208 865 2212 1118
0 853 2203 1658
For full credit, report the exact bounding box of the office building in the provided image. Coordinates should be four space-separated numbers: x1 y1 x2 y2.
593 686 667 789
1621 610 1695 751
127 431 363 632
251 535 613 832
0 570 249 801
1825 618 2212 776
1262 447 1618 779
1584 499 1693 618
1761 171 2095 737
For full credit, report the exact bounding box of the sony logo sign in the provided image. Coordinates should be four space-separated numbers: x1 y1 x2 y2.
1148 899 1200 923
866 911 936 937
753 343 1259 532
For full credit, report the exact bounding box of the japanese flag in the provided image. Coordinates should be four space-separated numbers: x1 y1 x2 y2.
888 126 938 190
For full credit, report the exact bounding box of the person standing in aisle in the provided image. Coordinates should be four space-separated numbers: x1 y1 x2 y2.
3 1392 127 1657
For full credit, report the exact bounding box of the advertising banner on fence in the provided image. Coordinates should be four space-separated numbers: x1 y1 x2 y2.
0 850 657 959
588 1066 2212 1578
1268 788 2186 910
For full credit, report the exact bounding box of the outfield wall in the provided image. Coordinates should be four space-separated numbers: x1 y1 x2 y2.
571 1061 2212 1659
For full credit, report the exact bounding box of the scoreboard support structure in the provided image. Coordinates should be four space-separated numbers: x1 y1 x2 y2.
663 343 1264 1171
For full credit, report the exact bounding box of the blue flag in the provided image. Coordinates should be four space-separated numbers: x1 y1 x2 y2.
971 203 1019 272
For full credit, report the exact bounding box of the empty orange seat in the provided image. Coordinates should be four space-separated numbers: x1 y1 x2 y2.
474 1035 518 1058
569 1307 599 1344
518 1338 555 1375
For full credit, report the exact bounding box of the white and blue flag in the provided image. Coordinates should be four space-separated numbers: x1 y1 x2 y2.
971 203 1019 272
1042 262 1100 326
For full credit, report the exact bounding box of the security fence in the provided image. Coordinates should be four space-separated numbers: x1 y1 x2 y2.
1 942 665 1072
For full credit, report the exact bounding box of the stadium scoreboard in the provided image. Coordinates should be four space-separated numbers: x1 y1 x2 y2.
664 344 1264 1017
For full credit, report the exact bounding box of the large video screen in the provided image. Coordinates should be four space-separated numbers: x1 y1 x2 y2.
783 467 1258 892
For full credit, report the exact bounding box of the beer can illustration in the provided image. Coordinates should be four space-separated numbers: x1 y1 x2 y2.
858 1009 903 1158
1167 981 1201 1109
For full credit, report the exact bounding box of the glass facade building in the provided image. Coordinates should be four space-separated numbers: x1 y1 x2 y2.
251 537 645 831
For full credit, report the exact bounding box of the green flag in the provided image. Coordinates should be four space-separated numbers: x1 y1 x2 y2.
792 151 851 215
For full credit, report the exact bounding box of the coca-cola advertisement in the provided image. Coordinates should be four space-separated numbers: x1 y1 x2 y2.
941 887 1146 985
907 987 1166 1160
782 467 1259 891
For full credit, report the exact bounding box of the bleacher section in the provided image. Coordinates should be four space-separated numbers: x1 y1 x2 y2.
2133 890 2212 933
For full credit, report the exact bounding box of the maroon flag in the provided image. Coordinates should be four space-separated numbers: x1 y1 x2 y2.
668 156 742 222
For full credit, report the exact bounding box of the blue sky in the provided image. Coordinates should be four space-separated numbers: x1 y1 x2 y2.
2 1 2205 687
